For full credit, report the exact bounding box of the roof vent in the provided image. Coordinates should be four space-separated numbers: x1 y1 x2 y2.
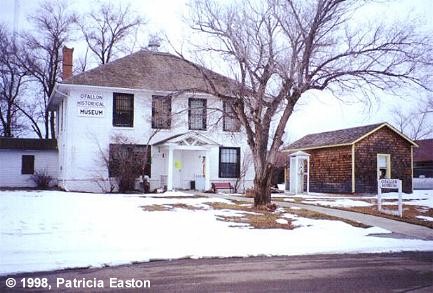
148 35 161 52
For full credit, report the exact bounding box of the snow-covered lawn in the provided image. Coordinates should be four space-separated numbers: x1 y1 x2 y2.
280 190 433 209
1 190 433 276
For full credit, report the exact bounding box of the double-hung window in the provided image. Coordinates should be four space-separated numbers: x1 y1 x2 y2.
219 147 240 178
113 93 134 127
152 95 171 129
223 101 240 132
188 98 206 130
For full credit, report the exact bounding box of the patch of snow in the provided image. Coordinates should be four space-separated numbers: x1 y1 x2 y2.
282 213 298 219
417 215 433 222
306 199 372 208
374 190 433 209
1 190 433 276
214 209 259 217
143 191 194 197
271 193 290 198
276 219 289 225
289 193 376 200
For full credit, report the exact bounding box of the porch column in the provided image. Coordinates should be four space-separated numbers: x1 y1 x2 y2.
205 152 210 191
167 145 174 191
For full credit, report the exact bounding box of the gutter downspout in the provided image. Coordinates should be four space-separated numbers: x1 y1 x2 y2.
352 144 355 193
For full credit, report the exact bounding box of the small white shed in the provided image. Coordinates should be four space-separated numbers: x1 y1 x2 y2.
0 138 58 188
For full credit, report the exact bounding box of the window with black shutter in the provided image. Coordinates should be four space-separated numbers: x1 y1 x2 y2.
152 95 171 129
188 98 206 130
219 147 240 178
22 155 35 175
113 93 134 127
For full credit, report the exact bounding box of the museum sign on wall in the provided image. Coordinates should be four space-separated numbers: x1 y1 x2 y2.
77 93 105 117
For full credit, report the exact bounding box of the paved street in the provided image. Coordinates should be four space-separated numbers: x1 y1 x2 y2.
1 252 432 292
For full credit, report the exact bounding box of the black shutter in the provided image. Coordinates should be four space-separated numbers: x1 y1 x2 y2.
188 98 192 130
202 99 207 130
168 97 172 128
236 148 241 177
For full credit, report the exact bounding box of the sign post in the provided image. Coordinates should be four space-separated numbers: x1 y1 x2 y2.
377 179 403 217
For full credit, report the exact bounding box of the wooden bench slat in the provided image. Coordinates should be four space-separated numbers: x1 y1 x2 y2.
211 182 234 193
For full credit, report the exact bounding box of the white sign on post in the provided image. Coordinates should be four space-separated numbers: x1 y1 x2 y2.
379 179 399 189
377 179 403 217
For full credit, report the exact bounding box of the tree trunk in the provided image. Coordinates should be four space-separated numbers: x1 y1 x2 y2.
50 111 56 139
253 164 274 207
44 111 49 139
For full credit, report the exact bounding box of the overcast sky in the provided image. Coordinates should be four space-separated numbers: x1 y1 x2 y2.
1 0 432 141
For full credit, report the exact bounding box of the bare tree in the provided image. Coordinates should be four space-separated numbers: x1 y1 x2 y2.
95 134 150 193
0 24 28 137
234 150 253 193
78 2 146 65
188 0 432 207
19 0 76 139
392 98 433 140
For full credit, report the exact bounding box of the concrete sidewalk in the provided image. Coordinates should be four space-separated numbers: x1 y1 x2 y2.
205 193 433 241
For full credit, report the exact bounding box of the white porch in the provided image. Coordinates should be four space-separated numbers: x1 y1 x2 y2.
154 132 220 191
288 151 310 194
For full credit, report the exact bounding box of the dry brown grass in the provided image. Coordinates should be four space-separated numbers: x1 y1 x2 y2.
146 195 206 199
348 205 433 229
208 201 369 229
141 203 206 212
141 198 373 229
141 205 171 212
208 202 252 211
288 208 371 228
208 202 294 229
216 213 294 229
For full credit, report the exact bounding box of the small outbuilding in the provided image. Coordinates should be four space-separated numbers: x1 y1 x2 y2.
284 123 417 194
413 138 433 190
0 138 58 188
413 138 433 178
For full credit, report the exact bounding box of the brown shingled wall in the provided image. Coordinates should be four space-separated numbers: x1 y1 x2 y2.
354 126 412 193
308 145 353 193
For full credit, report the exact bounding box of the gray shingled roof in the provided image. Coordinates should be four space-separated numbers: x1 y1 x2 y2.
0 138 57 150
63 50 237 94
285 123 386 150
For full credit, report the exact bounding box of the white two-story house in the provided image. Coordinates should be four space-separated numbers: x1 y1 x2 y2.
48 47 254 193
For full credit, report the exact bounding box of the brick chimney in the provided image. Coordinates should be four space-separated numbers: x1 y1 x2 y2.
62 46 74 80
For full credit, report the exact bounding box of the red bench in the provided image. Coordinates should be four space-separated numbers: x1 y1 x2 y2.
211 182 234 193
